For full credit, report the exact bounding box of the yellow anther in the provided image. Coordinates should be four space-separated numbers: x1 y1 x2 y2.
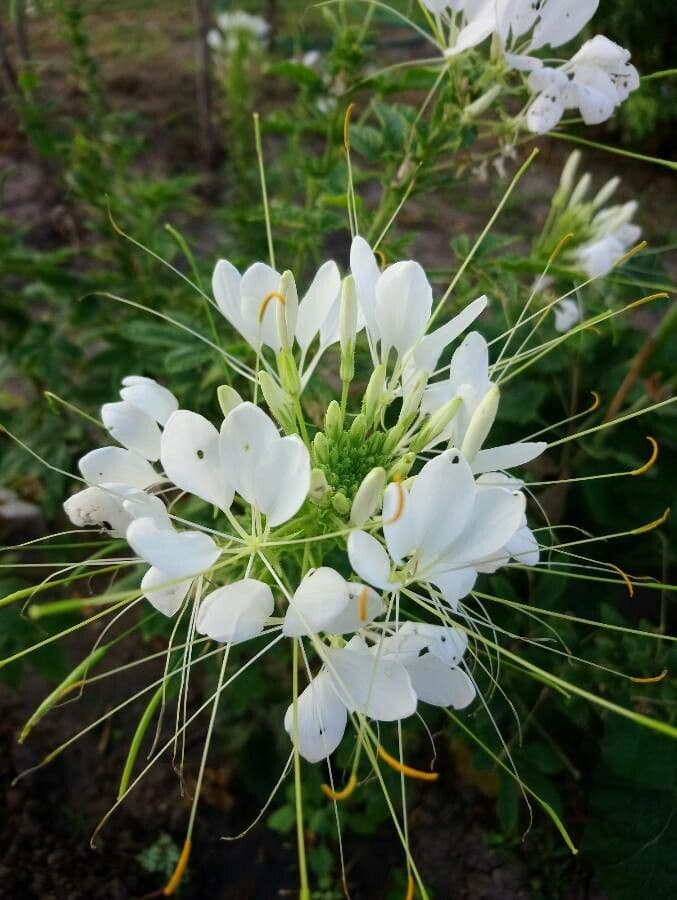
321 773 358 801
631 507 670 535
383 477 405 526
258 290 286 323
613 240 647 268
163 837 191 895
630 669 668 684
548 231 575 265
357 586 369 622
631 436 659 476
374 248 387 269
405 873 415 900
627 291 669 310
587 391 601 413
377 745 439 782
343 102 356 150
606 562 634 598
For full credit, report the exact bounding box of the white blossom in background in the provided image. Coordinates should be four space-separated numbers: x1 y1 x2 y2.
208 10 269 52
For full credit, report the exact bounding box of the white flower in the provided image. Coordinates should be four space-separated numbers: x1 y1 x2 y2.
196 579 274 644
575 202 641 278
64 482 169 537
282 567 383 637
421 331 546 472
348 450 526 607
126 516 221 580
219 402 310 527
554 298 582 333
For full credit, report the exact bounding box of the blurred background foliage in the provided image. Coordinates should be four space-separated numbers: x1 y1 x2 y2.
0 1 675 898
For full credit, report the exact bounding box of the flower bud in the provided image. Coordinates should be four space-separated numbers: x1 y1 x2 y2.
591 176 620 210
258 372 296 433
349 413 367 443
350 467 386 526
410 395 462 452
277 347 300 395
339 275 358 383
382 423 406 455
324 400 342 441
398 370 427 429
309 468 330 501
388 452 415 483
217 385 243 417
569 172 591 208
313 431 330 464
331 491 351 515
362 364 387 426
276 270 298 351
461 385 500 460
463 84 501 122
555 150 581 206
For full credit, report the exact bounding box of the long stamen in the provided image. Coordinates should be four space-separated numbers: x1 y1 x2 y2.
321 773 358 801
630 670 668 684
258 290 286 322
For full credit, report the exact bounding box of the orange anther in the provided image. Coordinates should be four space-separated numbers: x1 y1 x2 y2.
377 745 439 782
607 562 634 598
631 436 659 476
258 290 286 323
357 586 369 622
321 773 358 801
384 479 405 526
630 669 668 684
343 103 356 150
405 873 415 900
163 837 191 895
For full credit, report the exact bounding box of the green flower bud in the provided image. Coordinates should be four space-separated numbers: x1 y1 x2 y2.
410 395 462 453
217 385 243 418
362 364 387 426
331 491 351 515
382 423 406 455
555 150 581 207
398 370 428 430
461 384 500 460
350 467 386 526
592 176 620 210
258 371 295 433
277 347 300 395
349 413 367 443
339 275 358 383
313 431 330 464
309 468 330 502
569 172 591 208
463 84 502 122
276 270 298 351
388 452 415 483
324 400 342 441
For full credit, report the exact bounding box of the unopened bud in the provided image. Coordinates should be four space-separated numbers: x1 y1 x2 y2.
463 84 501 122
276 270 298 351
277 347 300 395
350 467 386 526
258 372 295 432
217 385 243 417
362 364 387 426
331 491 351 515
324 400 342 440
556 150 581 204
410 395 462 452
339 275 358 382
313 431 330 464
461 385 500 460
398 370 427 430
592 176 620 210
388 452 415 483
382 423 406 455
569 172 591 208
349 413 367 443
309 468 330 501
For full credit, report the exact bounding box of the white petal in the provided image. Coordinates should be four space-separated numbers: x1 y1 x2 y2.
295 260 341 352
570 67 617 125
212 259 256 347
284 670 347 763
141 566 192 617
442 487 525 566
530 0 599 51
240 261 282 350
254 435 310 526
322 583 384 635
410 450 476 561
120 376 178 426
411 295 488 375
78 447 158 489
570 35 629 69
505 524 540 566
161 410 233 510
326 638 417 721
526 89 565 134
63 485 130 536
283 567 350 637
112 484 171 528
375 260 432 357
429 566 478 608
101 401 162 461
407 655 476 708
382 481 416 565
446 2 496 56
219 402 279 505
126 517 220 578
350 235 380 340
196 578 273 644
347 530 393 591
471 441 546 474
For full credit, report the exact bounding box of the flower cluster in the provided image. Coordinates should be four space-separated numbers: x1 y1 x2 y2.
63 237 546 765
422 0 639 133
207 9 269 53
